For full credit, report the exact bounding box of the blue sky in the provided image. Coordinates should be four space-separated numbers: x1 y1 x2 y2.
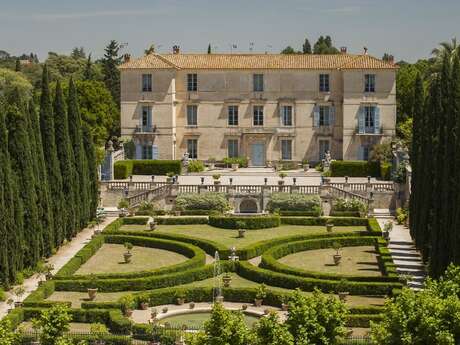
0 0 459 62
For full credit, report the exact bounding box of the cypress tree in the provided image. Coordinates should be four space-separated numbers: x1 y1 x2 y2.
5 100 41 267
102 40 121 105
54 80 78 239
40 65 65 247
452 55 460 263
67 78 90 227
28 99 54 255
82 123 99 220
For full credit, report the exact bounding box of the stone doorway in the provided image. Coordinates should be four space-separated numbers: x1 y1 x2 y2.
239 198 259 213
250 142 266 167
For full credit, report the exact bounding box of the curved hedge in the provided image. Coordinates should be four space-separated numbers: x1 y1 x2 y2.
55 235 206 280
155 216 209 225
209 215 281 229
260 236 400 282
237 261 402 295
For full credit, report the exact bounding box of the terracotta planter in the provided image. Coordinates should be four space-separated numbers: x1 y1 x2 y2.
124 252 132 264
125 309 133 317
338 292 349 302
189 302 195 309
87 288 98 301
281 303 289 311
254 298 263 307
176 298 185 305
238 229 246 238
241 304 248 310
326 224 334 233
333 254 342 265
222 275 232 287
140 302 149 310
162 307 169 313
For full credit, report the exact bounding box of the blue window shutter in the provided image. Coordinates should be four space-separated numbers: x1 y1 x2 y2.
374 106 380 134
135 144 142 160
152 144 159 159
148 107 152 128
330 106 335 125
358 106 365 134
358 146 364 160
313 105 319 127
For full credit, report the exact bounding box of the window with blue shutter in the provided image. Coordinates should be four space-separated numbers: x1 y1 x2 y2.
313 105 320 127
358 146 364 160
135 144 142 159
330 106 335 125
141 106 152 132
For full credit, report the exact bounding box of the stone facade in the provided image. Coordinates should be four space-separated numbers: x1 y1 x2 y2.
120 52 396 165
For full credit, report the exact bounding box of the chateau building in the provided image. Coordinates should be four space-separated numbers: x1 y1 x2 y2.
119 48 397 165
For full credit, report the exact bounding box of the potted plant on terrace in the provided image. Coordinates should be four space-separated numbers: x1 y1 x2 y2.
383 221 393 241
139 297 149 310
213 174 221 185
332 241 342 265
118 199 129 218
6 298 14 313
13 286 25 308
123 242 133 263
326 219 334 233
87 274 98 301
302 159 310 172
150 307 158 320
254 284 267 307
222 273 232 287
166 172 175 184
120 295 135 317
337 279 350 302
175 291 186 305
208 157 216 170
281 295 289 311
236 221 246 238
278 172 287 186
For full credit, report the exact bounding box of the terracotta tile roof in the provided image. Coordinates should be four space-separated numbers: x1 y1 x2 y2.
119 53 397 70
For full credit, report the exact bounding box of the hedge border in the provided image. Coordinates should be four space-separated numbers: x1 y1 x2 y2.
260 236 400 282
209 215 281 229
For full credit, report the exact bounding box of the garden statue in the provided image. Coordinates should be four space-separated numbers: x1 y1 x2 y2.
323 150 332 171
181 152 190 173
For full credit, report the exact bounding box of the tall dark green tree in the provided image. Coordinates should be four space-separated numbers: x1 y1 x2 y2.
101 40 121 106
53 80 78 239
5 100 41 267
207 44 212 54
302 38 312 54
83 54 93 80
0 107 24 286
452 56 460 264
28 99 54 255
40 65 65 247
67 78 90 226
82 123 99 219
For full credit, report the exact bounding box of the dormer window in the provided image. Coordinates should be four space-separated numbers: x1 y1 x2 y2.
142 74 152 92
364 74 376 93
187 73 197 91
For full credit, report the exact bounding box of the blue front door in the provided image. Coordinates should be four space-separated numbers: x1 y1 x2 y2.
251 142 265 166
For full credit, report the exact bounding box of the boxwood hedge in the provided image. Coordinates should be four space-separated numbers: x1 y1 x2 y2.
155 216 209 225
209 215 281 229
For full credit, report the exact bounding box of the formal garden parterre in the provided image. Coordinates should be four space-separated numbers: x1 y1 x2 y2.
3 208 405 343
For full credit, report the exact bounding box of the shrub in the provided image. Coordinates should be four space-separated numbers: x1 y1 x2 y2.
223 157 248 168
380 162 392 180
267 193 321 214
175 193 230 212
330 160 380 177
114 161 133 179
188 160 205 172
0 288 5 302
209 215 281 229
155 216 209 225
396 208 408 225
136 201 157 216
333 198 367 212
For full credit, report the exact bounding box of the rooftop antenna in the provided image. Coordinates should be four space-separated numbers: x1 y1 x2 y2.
265 44 272 54
119 42 129 51
229 43 237 53
249 42 254 52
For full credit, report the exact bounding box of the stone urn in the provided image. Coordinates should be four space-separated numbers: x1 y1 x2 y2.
231 163 239 171
278 180 285 186
176 297 185 305
338 291 349 302
151 309 158 320
326 223 334 233
281 303 289 311
303 164 310 171
333 254 342 265
124 252 132 264
222 274 232 287
241 304 248 310
162 307 168 313
238 229 246 238
189 302 195 309
125 309 133 317
215 295 224 303
87 288 98 301
140 302 149 310
254 299 263 307
149 222 157 231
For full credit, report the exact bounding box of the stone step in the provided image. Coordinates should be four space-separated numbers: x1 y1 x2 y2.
393 260 425 269
408 280 425 288
396 267 426 276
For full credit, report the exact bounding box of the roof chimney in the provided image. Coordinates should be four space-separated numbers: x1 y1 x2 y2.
123 54 131 63
388 55 395 64
363 47 368 55
172 45 180 54
340 46 347 54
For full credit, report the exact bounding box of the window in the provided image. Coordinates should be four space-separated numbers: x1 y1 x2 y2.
319 140 330 160
319 74 330 92
253 74 264 92
364 74 376 93
281 139 292 160
187 139 198 159
363 146 370 161
281 106 293 126
141 106 152 131
228 106 239 126
319 106 331 126
253 106 264 126
187 105 198 126
141 145 152 159
187 73 197 91
364 106 375 132
142 74 152 92
228 139 239 158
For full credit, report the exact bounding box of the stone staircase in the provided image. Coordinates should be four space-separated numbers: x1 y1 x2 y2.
376 216 427 291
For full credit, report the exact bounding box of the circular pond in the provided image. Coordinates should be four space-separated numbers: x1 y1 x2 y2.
158 310 260 328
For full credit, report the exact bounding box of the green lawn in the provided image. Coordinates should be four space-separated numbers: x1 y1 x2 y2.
19 322 93 333
159 311 259 328
75 244 187 275
46 291 133 307
278 246 382 276
120 224 367 249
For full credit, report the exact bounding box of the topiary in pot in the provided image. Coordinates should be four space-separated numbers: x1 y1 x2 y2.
87 274 98 301
337 279 349 302
236 220 246 238
123 242 133 263
254 284 267 307
332 241 342 265
212 174 221 185
278 172 287 185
